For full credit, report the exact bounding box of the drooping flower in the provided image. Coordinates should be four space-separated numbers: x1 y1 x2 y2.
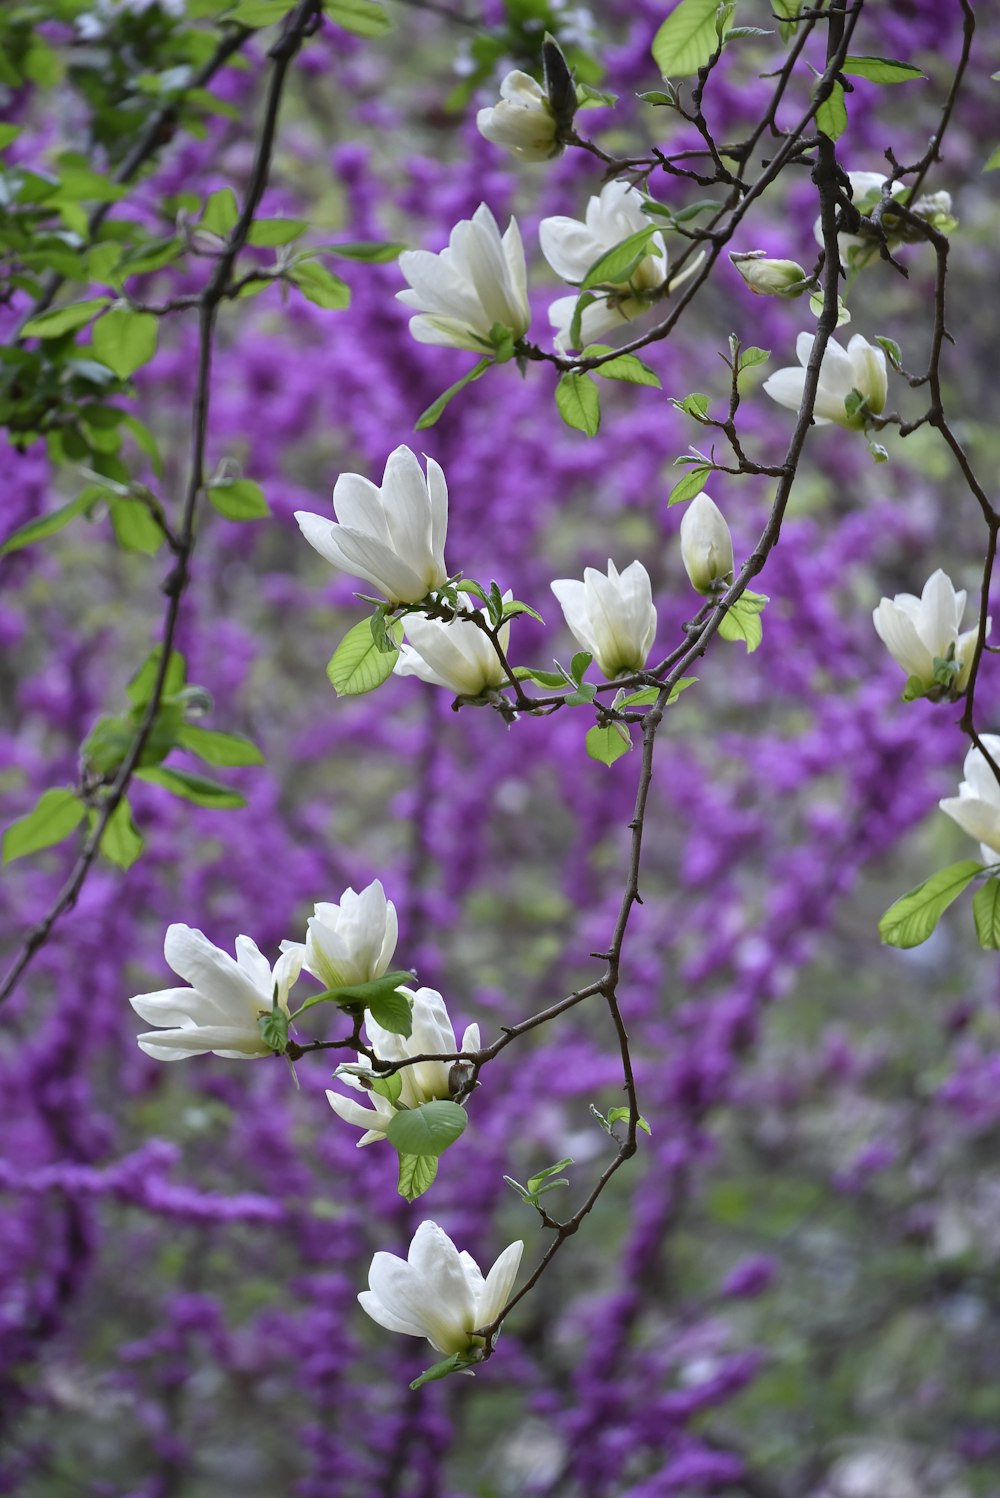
873 568 988 696
397 204 530 353
939 737 1000 866
476 71 561 162
394 593 510 697
359 1220 523 1355
762 332 887 428
550 560 656 679
129 926 301 1061
295 446 448 606
283 880 398 992
730 251 809 297
327 986 480 1145
540 180 670 350
679 492 735 595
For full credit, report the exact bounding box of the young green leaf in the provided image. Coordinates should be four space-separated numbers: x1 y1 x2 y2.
652 0 724 77
668 466 711 506
841 55 925 84
289 261 351 310
0 489 99 556
973 878 1000 949
326 617 403 696
200 186 240 237
91 309 158 379
718 591 767 653
586 723 632 765
109 497 163 556
983 145 1000 173
2 788 85 864
322 240 406 262
136 766 247 809
408 1349 478 1390
397 1152 439 1203
175 725 265 767
555 372 600 436
325 0 393 36
607 1106 652 1135
127 647 187 707
247 218 307 247
816 81 848 141
207 479 271 521
386 1100 468 1158
879 860 984 949
415 357 491 430
21 297 110 339
366 986 414 1036
97 796 144 870
579 226 661 290
587 351 662 387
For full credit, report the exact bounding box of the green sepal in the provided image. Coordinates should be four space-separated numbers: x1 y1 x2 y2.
258 1005 290 1054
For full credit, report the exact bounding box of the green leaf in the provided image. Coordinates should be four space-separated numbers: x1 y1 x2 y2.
386 1100 468 1158
579 226 661 290
367 986 414 1036
2 788 85 864
247 218 307 247
21 297 110 339
326 617 403 696
718 593 766 653
290 261 351 310
136 766 247 809
875 335 902 368
324 0 393 36
879 860 984 949
98 797 144 870
668 466 710 506
127 647 186 707
415 357 492 430
199 187 240 237
207 478 271 521
842 55 925 84
973 878 1000 949
586 722 632 765
525 1157 574 1194
0 125 22 150
368 1069 403 1104
175 725 264 766
225 0 294 25
555 372 600 436
409 1349 478 1390
584 346 661 387
983 145 1000 173
816 80 848 141
322 240 407 262
677 392 709 419
652 0 724 77
515 667 570 689
109 497 163 556
607 1106 652 1135
738 345 770 371
258 1005 289 1053
91 309 158 379
0 490 97 556
397 1153 439 1203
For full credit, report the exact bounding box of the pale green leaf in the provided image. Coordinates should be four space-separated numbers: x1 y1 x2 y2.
668 466 710 506
397 1153 439 1203
555 372 600 436
21 297 110 339
816 80 848 140
136 766 246 809
842 54 925 84
98 797 144 870
207 478 270 521
387 1100 468 1158
324 0 393 36
652 0 724 77
586 723 632 765
879 860 984 948
973 878 1000 949
92 309 158 379
3 788 85 864
176 725 265 767
326 617 402 696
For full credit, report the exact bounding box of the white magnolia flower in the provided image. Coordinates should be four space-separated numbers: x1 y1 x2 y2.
873 568 987 695
394 592 510 697
762 332 887 428
679 492 735 595
295 445 448 606
550 560 656 678
327 986 480 1145
814 171 955 268
540 180 669 350
129 926 301 1061
283 880 398 992
477 71 561 162
359 1219 524 1355
730 250 809 297
940 737 1000 867
397 204 530 353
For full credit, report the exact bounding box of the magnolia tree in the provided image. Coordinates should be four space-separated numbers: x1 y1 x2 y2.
2 0 1000 1493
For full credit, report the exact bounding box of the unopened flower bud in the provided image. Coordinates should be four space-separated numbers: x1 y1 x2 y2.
730 251 809 297
679 492 734 595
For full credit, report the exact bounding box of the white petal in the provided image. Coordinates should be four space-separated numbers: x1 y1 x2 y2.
939 793 1000 857
476 1239 524 1327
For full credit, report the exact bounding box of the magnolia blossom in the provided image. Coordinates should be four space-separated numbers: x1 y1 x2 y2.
129 926 301 1061
394 592 510 697
873 569 987 695
295 446 447 606
679 492 735 595
283 880 398 992
762 332 887 428
940 738 1000 867
397 204 530 353
813 170 955 267
477 71 561 162
359 1220 524 1355
540 180 669 349
327 987 480 1145
550 560 656 679
730 251 809 297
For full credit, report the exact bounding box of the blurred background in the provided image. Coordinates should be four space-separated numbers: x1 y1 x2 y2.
3 1 1000 1494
